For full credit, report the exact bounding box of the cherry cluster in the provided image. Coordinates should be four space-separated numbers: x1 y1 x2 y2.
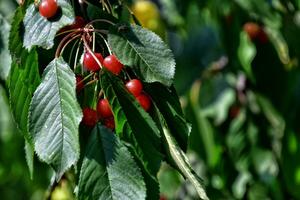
243 22 268 44
38 0 152 130
79 53 152 129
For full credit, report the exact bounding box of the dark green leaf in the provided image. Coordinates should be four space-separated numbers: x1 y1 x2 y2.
108 24 175 86
144 82 190 151
101 70 162 175
23 0 74 50
161 126 209 200
78 124 146 200
29 57 82 180
8 6 41 178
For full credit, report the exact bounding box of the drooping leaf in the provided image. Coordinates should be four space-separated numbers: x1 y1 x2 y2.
78 124 146 200
108 24 175 86
238 31 256 81
24 139 34 179
161 126 209 200
186 81 221 169
100 70 163 175
8 6 41 177
23 0 74 50
144 82 190 151
0 14 11 81
29 57 82 180
0 85 14 139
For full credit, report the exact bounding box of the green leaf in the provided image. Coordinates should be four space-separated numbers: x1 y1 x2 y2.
78 124 146 200
108 24 175 86
25 139 34 179
238 31 256 81
0 14 11 81
144 82 190 151
100 70 163 175
0 85 14 140
29 57 82 179
8 6 41 178
187 81 221 169
23 0 74 50
161 126 209 200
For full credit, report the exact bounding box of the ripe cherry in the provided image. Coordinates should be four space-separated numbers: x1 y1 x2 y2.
72 16 85 29
82 108 98 127
97 99 113 118
76 75 84 92
39 0 59 19
257 29 268 44
229 105 240 119
83 51 104 72
104 117 115 130
103 55 124 75
136 93 151 111
126 79 143 97
243 22 260 40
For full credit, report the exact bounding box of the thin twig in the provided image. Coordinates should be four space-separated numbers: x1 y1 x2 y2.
82 34 103 69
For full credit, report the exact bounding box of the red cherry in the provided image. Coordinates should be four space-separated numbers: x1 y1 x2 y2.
97 99 113 118
159 195 168 200
258 29 268 44
136 94 151 111
76 75 84 92
82 108 98 127
104 117 115 130
103 55 124 75
39 0 59 19
229 105 240 119
83 52 104 72
243 22 260 40
126 79 143 97
71 16 85 29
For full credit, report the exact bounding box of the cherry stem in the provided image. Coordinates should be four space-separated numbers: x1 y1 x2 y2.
68 38 80 67
98 89 104 100
86 19 115 27
76 72 95 86
56 28 82 37
94 32 112 55
73 39 83 70
100 0 111 13
60 35 81 57
55 30 82 58
85 79 98 87
92 29 109 35
92 31 96 52
82 33 103 69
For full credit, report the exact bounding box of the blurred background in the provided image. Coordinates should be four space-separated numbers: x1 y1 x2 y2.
1 0 300 199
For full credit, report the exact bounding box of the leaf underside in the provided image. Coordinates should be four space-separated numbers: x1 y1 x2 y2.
23 0 74 50
29 57 82 180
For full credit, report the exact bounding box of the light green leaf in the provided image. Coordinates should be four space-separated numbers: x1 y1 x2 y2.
25 139 34 179
78 124 146 200
0 14 11 81
238 31 256 81
108 24 175 86
162 127 209 200
29 57 82 180
23 0 74 50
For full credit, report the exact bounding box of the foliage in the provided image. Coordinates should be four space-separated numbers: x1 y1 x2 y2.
1 0 300 199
